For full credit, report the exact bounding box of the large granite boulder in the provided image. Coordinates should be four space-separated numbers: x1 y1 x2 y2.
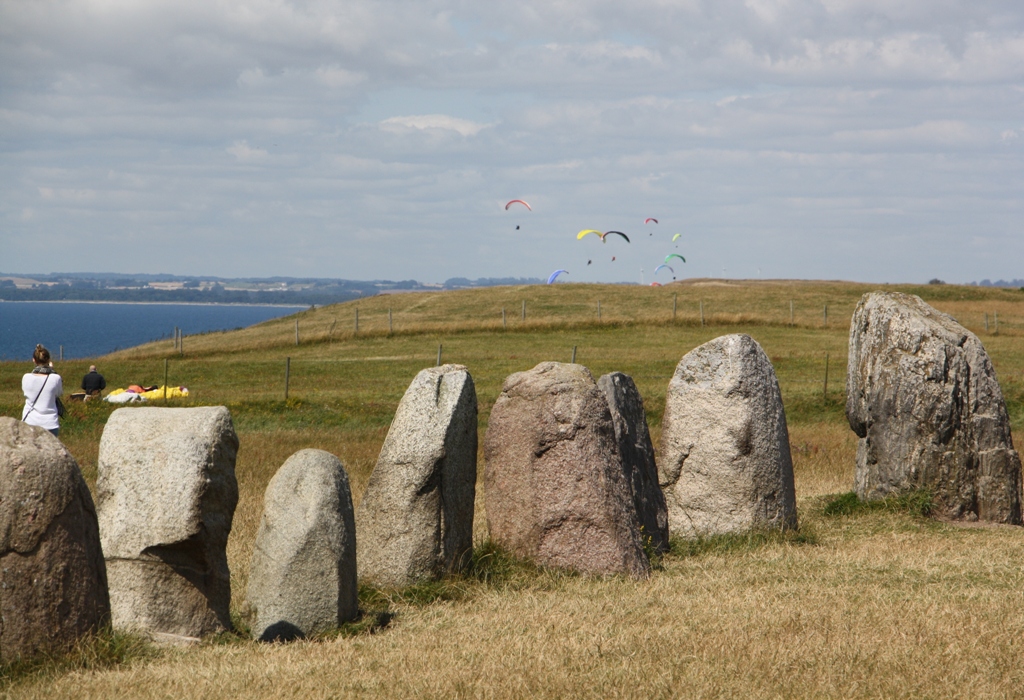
598 372 669 554
356 365 477 588
485 362 650 578
97 406 239 641
847 292 1022 522
660 334 797 537
0 418 110 661
248 449 357 641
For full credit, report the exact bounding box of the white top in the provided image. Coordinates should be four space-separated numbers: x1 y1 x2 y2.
22 372 63 430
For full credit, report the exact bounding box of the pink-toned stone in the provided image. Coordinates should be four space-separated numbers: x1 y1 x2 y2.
484 362 649 578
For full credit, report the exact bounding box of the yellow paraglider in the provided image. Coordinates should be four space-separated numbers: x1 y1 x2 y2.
577 229 602 240
672 233 681 242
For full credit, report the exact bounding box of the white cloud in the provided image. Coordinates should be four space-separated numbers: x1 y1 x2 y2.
1 0 1024 282
226 140 268 162
379 114 492 136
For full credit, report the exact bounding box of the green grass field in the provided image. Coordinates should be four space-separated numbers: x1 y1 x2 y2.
3 279 1024 698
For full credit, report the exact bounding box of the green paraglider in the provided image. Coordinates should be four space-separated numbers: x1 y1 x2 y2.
664 254 686 264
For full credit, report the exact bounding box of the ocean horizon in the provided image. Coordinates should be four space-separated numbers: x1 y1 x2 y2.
0 300 305 361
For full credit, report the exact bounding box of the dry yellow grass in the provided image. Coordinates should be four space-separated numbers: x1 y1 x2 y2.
4 280 1024 698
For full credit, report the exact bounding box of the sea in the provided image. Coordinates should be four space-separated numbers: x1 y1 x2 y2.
0 301 306 361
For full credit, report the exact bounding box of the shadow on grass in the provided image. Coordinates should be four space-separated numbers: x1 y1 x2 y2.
0 626 156 691
820 490 932 518
358 540 578 612
668 527 818 559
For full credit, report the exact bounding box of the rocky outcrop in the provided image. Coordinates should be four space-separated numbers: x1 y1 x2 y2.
485 362 650 578
97 406 239 640
847 292 1022 523
248 449 358 641
598 372 669 554
356 365 477 588
0 418 110 661
660 334 797 537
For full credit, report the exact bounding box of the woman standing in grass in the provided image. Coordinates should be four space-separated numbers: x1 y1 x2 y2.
22 344 63 437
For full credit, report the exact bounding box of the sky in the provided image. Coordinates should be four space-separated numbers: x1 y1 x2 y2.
1 0 1022 284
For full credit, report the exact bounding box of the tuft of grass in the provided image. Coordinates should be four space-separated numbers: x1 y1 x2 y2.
821 490 933 518
0 627 156 690
311 611 395 641
668 526 818 559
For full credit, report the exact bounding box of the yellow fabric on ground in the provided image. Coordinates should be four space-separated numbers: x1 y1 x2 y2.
138 386 189 400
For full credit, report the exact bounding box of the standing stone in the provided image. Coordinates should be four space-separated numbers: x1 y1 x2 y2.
0 418 110 661
847 292 1022 523
660 334 797 537
485 362 650 578
356 364 477 588
598 372 669 554
97 406 239 641
248 449 357 641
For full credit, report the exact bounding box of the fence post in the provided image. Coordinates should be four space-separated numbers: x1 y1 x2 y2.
164 358 168 403
179 333 183 357
437 344 443 366
985 313 989 333
790 300 794 325
823 305 828 327
522 300 526 321
388 308 393 334
673 294 677 320
571 346 577 364
354 308 359 333
59 345 63 361
700 300 705 327
995 312 999 335
285 357 290 400
502 307 507 329
295 318 300 345
597 300 602 322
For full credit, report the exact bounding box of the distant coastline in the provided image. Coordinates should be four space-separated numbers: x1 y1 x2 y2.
0 299 306 308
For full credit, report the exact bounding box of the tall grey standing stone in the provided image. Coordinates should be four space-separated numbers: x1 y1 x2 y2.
485 362 650 578
248 449 357 641
356 364 477 588
0 418 110 661
660 334 797 537
847 292 1022 523
598 372 669 554
97 406 239 640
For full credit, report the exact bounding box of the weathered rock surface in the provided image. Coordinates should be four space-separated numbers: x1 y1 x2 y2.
847 292 1022 523
356 365 477 587
660 334 797 537
485 362 650 578
0 418 110 661
598 372 669 554
97 406 239 639
248 449 357 641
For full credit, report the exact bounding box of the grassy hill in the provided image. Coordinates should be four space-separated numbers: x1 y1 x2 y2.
3 279 1024 698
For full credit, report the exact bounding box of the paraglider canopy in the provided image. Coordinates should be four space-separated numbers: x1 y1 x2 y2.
650 282 662 287
654 264 674 276
672 233 681 242
547 269 569 284
645 217 658 224
576 229 602 240
505 199 531 211
665 253 686 263
601 231 630 243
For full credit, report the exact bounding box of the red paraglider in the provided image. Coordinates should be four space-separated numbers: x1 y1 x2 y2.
505 199 532 211
644 217 658 224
